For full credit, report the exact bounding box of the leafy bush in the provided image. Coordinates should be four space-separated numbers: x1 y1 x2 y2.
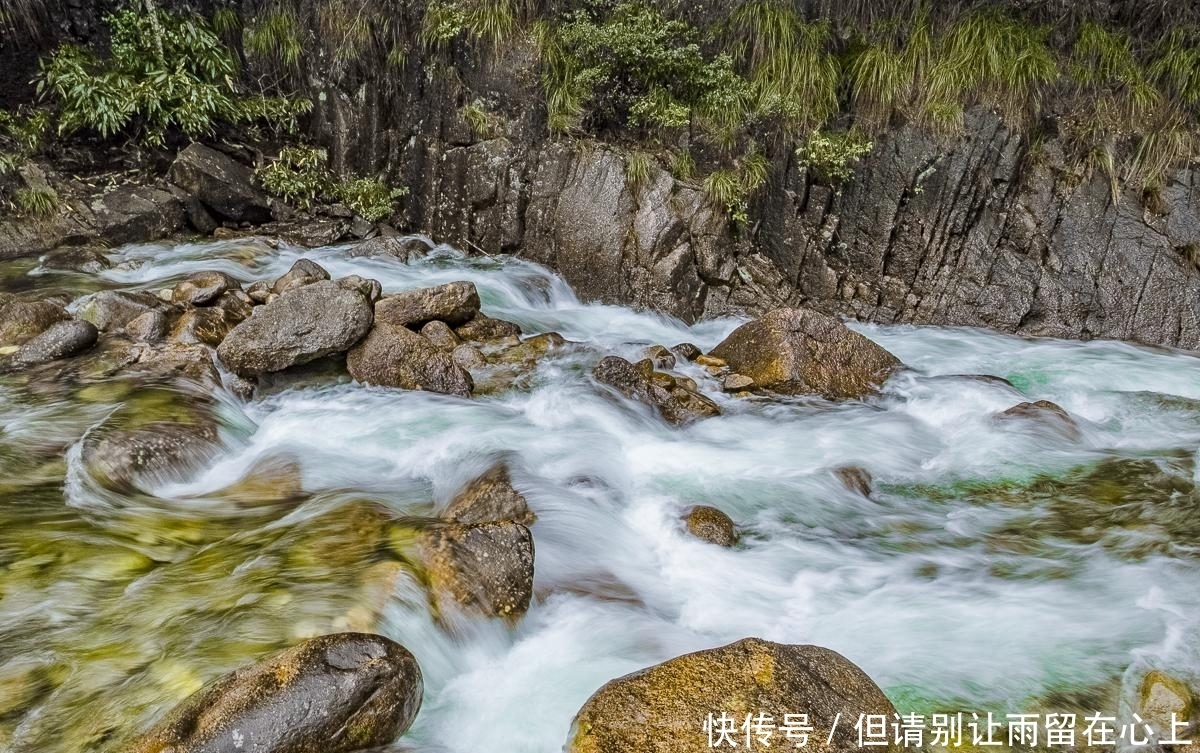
540 2 750 136
256 145 331 209
257 145 407 221
332 178 407 222
36 7 309 147
0 107 50 174
795 130 874 184
702 148 768 225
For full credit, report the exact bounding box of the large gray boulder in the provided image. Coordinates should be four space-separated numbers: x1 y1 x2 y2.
567 638 897 753
217 280 374 377
374 282 481 328
128 633 422 753
168 143 273 224
346 323 473 397
709 308 902 399
77 290 163 332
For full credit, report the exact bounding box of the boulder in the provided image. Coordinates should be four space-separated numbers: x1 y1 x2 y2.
167 143 273 224
722 373 755 392
1138 670 1193 735
452 344 488 370
420 320 461 351
271 258 331 295
171 270 240 306
247 280 272 303
0 298 68 345
12 319 98 365
91 185 187 244
454 314 522 343
77 290 162 332
671 343 702 362
644 345 676 370
593 355 721 425
346 323 473 397
375 282 481 328
567 638 897 753
708 308 902 399
422 520 534 619
128 633 422 753
124 310 169 343
443 464 536 525
217 281 374 377
683 506 737 547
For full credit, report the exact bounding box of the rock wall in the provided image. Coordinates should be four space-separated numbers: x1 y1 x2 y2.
5 4 1200 350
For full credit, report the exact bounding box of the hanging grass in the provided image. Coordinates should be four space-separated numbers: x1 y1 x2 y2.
245 4 305 72
728 0 839 133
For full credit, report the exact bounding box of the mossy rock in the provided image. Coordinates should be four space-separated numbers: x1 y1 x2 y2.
567 637 897 753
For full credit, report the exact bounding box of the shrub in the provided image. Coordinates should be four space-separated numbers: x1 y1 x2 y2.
422 0 516 49
244 4 304 71
0 107 50 174
36 7 309 147
257 145 407 221
256 145 331 209
461 100 501 138
702 148 768 225
540 2 750 137
795 130 874 184
332 178 407 222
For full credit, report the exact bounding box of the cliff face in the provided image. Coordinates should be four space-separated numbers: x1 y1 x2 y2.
324 42 1200 349
4 3 1200 349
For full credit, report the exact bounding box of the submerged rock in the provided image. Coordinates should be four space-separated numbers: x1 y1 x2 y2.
995 400 1081 439
0 298 68 345
834 465 874 497
593 355 720 425
82 419 221 493
422 520 534 619
567 638 896 753
41 246 111 273
128 632 422 753
347 323 473 397
683 506 737 547
443 463 536 525
217 280 374 376
709 308 902 399
375 281 480 328
11 319 98 365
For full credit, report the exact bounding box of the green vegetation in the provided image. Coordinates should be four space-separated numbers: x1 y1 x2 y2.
13 186 59 217
624 151 654 191
35 7 309 148
422 0 518 49
702 148 768 225
461 100 501 139
0 107 50 174
257 145 407 221
538 2 747 138
795 130 875 184
244 4 305 72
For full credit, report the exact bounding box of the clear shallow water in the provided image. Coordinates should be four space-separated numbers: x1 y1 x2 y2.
3 237 1200 752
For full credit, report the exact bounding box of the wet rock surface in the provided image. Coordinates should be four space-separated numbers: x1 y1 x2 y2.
12 319 98 365
421 520 535 619
374 281 481 328
346 322 473 396
593 355 721 425
567 637 897 753
128 632 423 753
683 505 737 547
709 308 902 399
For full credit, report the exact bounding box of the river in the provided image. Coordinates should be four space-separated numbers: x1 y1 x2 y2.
1 237 1198 752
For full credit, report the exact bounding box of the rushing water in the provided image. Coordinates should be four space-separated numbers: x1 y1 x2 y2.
2 237 1200 752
